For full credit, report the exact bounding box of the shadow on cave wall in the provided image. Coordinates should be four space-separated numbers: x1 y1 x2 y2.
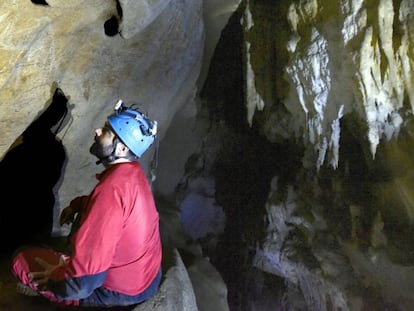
0 86 70 252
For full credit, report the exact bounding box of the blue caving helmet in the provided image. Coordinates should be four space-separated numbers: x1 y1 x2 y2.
107 100 158 158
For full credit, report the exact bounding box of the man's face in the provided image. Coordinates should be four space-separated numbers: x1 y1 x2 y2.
89 122 116 159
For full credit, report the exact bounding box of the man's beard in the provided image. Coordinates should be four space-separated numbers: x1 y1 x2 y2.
89 141 115 160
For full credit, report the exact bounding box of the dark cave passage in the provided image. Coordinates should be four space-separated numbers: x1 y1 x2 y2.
211 129 302 309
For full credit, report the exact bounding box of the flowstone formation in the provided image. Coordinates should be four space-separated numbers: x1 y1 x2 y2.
244 0 414 170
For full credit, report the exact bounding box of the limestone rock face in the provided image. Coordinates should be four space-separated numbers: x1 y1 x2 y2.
234 0 414 309
0 0 245 218
0 0 206 223
243 0 414 169
3 0 414 310
0 1 236 309
133 248 199 311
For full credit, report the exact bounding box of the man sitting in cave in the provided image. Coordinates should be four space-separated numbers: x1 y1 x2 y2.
11 100 162 308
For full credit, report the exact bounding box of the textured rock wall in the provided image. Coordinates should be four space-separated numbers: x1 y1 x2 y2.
0 0 206 233
0 1 236 310
3 0 414 309
0 0 243 229
241 0 414 309
244 0 414 169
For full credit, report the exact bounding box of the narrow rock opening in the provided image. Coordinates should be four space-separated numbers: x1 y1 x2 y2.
30 0 49 5
104 16 120 37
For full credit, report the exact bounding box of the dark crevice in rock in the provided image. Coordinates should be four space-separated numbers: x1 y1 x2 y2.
116 0 123 19
31 0 49 5
104 16 120 37
200 5 245 132
104 1 123 37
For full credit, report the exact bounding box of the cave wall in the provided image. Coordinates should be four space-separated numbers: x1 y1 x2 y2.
243 0 414 169
0 0 240 234
180 0 414 309
237 0 414 309
2 0 414 310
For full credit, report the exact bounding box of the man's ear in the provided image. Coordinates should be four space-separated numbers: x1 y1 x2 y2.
115 141 129 156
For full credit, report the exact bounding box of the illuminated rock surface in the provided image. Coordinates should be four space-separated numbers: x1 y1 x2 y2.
1 0 414 310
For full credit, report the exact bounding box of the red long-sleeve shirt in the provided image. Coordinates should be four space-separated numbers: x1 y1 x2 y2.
49 162 162 299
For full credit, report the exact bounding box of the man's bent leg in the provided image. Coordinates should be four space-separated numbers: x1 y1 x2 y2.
81 267 162 307
11 245 79 307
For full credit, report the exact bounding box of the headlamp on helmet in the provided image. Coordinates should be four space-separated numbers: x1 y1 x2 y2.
107 100 157 158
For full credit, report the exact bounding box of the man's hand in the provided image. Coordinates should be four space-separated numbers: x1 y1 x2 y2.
59 206 77 226
28 256 66 288
60 196 86 226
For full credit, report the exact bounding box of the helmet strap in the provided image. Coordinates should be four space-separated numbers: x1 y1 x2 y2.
149 135 159 185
